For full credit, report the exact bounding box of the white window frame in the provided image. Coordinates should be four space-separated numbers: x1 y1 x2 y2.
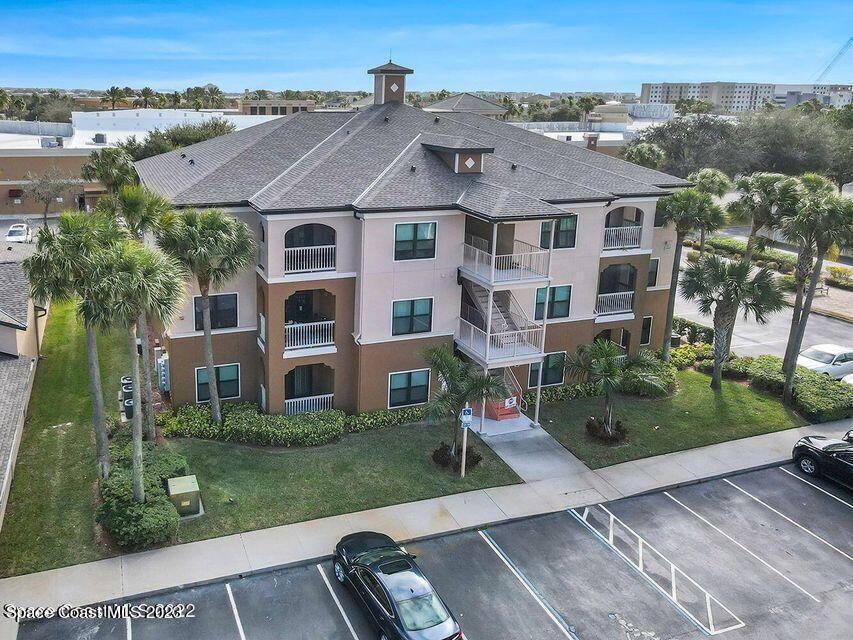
193 292 239 332
647 258 660 288
528 351 567 389
387 367 431 409
534 284 572 321
392 221 438 262
195 362 241 403
390 296 435 336
640 316 653 346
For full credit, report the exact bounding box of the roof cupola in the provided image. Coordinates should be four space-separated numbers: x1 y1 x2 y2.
368 60 414 105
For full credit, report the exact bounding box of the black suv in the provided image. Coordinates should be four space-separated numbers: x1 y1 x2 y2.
792 430 853 489
333 532 461 640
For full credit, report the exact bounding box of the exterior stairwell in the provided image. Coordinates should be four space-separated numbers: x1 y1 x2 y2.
463 282 518 336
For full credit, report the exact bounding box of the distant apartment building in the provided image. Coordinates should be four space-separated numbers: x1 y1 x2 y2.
641 82 853 112
136 61 687 426
238 99 315 115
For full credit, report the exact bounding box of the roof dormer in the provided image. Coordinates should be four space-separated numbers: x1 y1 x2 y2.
420 134 494 174
368 60 414 105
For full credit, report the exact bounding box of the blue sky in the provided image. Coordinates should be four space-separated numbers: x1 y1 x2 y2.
1 1 850 93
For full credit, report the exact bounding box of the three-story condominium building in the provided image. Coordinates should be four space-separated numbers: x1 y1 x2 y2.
136 61 688 425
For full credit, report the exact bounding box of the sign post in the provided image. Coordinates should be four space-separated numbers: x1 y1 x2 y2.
460 404 473 478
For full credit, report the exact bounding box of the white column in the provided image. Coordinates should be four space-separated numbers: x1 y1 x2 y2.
489 223 498 283
484 288 494 362
479 364 487 434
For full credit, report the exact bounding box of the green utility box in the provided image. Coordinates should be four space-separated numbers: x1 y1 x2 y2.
167 475 201 516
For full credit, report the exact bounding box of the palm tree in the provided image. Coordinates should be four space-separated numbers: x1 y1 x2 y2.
422 345 506 456
623 143 666 169
97 185 172 440
81 148 136 194
97 241 183 502
564 340 665 435
727 172 802 262
686 168 732 256
134 87 157 108
168 91 182 108
23 212 126 479
655 189 726 361
155 209 256 423
779 174 839 375
577 96 601 127
10 96 26 117
781 194 853 403
680 256 785 389
205 86 224 108
101 86 126 110
0 89 10 115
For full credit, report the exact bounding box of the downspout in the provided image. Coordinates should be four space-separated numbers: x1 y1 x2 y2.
34 305 47 360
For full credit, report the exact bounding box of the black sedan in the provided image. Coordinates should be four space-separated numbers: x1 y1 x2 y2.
333 532 461 640
792 429 853 489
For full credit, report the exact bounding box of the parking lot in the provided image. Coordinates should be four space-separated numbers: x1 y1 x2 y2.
18 464 853 639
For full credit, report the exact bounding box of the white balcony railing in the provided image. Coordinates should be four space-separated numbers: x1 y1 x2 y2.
285 320 335 350
284 393 334 415
457 318 544 363
462 237 549 284
283 245 336 274
596 291 634 315
603 225 642 250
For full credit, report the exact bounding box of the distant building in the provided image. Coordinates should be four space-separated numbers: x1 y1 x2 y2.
641 82 853 112
772 84 853 108
423 92 508 118
237 98 315 115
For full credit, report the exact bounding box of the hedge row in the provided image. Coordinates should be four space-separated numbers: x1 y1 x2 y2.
672 317 715 346
683 236 797 273
522 381 599 406
827 266 853 292
96 443 188 550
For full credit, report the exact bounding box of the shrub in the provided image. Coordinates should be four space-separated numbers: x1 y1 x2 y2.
703 236 797 272
669 344 699 370
686 250 700 263
521 382 599 407
755 259 766 267
97 471 179 549
827 266 853 291
161 403 346 447
585 416 627 442
694 342 714 361
696 355 754 380
747 355 787 394
777 274 797 292
622 360 677 397
346 406 427 433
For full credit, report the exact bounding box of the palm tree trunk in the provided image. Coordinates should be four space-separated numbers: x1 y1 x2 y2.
661 235 685 361
782 247 812 374
138 312 156 441
200 292 223 423
711 307 733 390
86 325 110 480
127 324 145 503
699 229 706 258
43 202 50 228
784 254 824 404
603 393 613 435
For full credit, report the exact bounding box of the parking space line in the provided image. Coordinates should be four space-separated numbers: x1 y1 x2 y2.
126 617 132 640
724 479 853 562
225 583 247 640
664 491 821 602
477 530 579 640
317 563 361 640
779 467 853 509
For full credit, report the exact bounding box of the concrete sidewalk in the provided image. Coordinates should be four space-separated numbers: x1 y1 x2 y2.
0 419 849 639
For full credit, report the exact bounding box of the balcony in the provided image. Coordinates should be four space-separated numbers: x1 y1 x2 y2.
603 225 641 250
285 320 335 350
283 245 336 274
596 291 634 315
461 236 549 287
284 393 334 415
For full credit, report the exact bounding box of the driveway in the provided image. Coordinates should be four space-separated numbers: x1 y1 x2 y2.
675 296 853 357
18 464 853 639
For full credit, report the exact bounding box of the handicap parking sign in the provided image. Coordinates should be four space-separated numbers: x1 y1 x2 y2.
460 407 473 424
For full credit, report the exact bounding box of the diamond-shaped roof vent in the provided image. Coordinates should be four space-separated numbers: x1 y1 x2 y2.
390 82 399 93
464 157 475 169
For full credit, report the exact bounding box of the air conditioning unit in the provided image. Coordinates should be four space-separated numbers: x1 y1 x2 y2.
93 133 106 144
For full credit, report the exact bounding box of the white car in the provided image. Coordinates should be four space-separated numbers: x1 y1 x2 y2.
4 223 32 243
797 344 853 379
842 374 853 386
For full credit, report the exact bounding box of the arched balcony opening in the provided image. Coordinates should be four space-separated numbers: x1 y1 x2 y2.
596 264 636 314
285 363 334 414
284 289 335 351
283 223 336 273
603 206 644 249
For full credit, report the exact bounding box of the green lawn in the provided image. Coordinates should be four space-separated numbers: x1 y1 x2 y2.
0 304 517 576
0 302 129 577
540 369 807 469
170 424 517 543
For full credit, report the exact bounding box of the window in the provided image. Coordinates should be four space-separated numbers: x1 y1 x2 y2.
389 369 430 408
529 352 565 387
258 106 267 115
648 258 660 287
194 293 238 331
392 298 433 335
535 285 571 320
540 215 577 249
641 316 653 346
196 364 240 402
271 106 279 115
357 569 393 616
394 222 436 260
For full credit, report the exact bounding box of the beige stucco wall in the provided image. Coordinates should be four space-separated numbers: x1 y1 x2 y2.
261 212 360 279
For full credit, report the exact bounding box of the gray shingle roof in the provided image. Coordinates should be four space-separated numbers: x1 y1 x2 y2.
367 61 414 75
0 245 33 330
0 354 35 524
136 101 688 220
424 92 508 115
